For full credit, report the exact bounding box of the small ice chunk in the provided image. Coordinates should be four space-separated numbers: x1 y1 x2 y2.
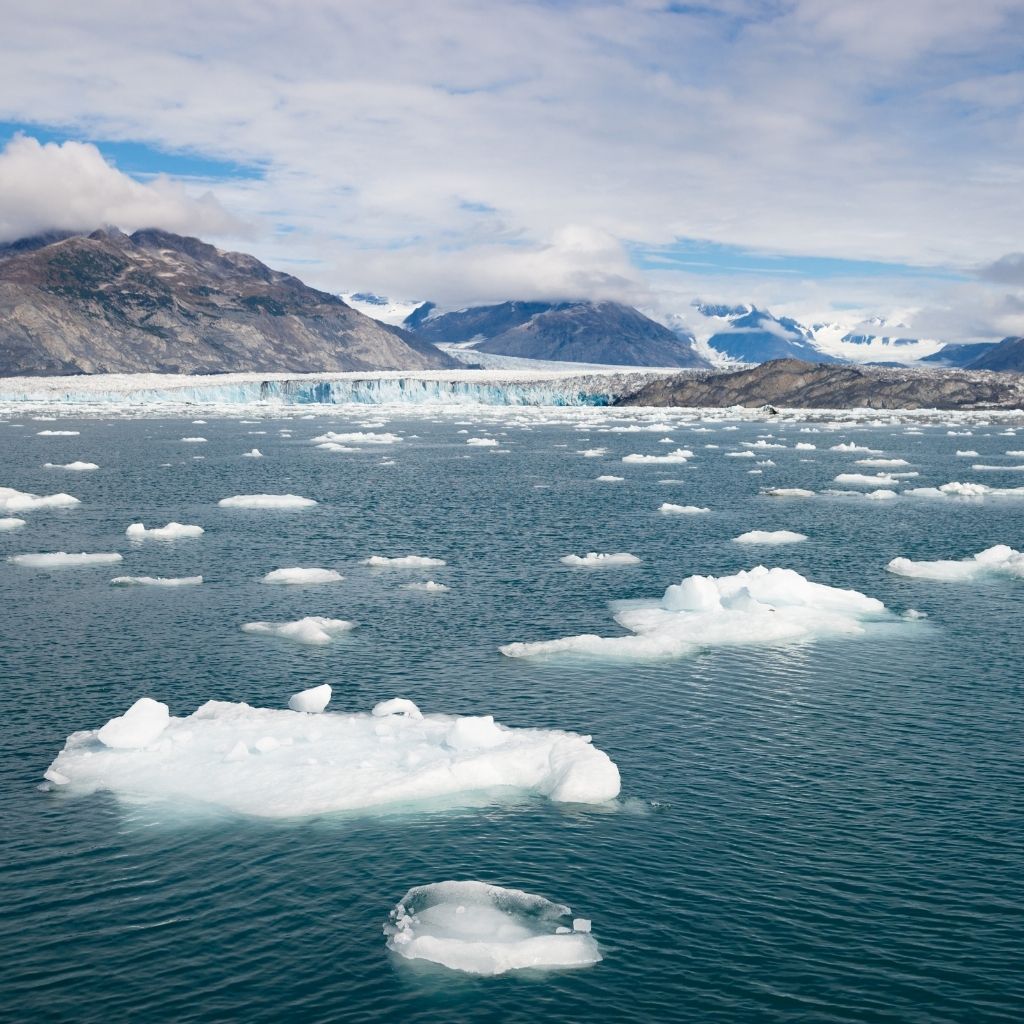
560 552 641 567
466 437 498 446
372 698 423 719
402 581 450 592
97 698 170 749
0 486 80 512
887 545 1024 581
311 431 401 445
362 555 446 568
733 530 807 545
659 503 709 515
595 475 624 482
0 517 26 531
218 494 317 509
180 437 207 443
384 881 601 976
36 430 79 436
764 488 815 498
43 461 98 471
241 617 355 646
622 448 692 464
242 449 263 458
445 716 507 750
9 551 122 568
111 575 203 586
126 522 204 540
289 684 332 713
262 567 343 585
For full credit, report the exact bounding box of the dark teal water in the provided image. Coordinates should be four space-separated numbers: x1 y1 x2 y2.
1 412 1022 1023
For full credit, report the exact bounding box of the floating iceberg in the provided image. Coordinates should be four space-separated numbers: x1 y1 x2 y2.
241 617 355 646
622 449 692 464
501 566 889 660
834 473 899 487
466 437 498 446
733 530 807 544
0 517 26 531
887 545 1024 581
36 429 79 436
402 581 451 592
904 481 1024 500
242 448 263 458
595 475 624 482
218 494 317 509
180 436 207 443
559 552 641 567
578 448 608 457
9 552 122 568
764 488 814 498
262 567 343 585
856 458 908 467
310 431 401 445
0 486 80 512
43 461 98 471
658 503 709 515
362 555 446 568
384 881 601 976
44 698 620 816
126 522 204 540
111 575 203 586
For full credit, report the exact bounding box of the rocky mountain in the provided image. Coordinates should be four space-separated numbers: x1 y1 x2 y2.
962 336 1024 372
919 342 995 367
694 304 840 364
404 299 711 368
617 358 1024 410
0 229 457 376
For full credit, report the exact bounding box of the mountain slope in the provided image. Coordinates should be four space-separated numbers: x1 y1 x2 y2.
695 304 840 363
617 358 1023 409
0 229 457 376
407 299 711 368
963 336 1024 372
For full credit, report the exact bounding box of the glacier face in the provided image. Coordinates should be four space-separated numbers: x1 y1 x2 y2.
0 369 674 409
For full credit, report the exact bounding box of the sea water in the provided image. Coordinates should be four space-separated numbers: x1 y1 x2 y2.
1 409 1022 1022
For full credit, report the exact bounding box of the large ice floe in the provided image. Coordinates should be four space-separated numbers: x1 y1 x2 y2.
560 552 640 567
887 545 1024 581
0 486 80 512
126 522 204 540
43 697 620 816
500 566 891 659
218 494 317 509
262 567 343 585
9 552 122 568
241 616 355 646
384 881 601 976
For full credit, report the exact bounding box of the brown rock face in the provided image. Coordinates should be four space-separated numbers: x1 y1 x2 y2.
0 228 457 376
617 358 1024 410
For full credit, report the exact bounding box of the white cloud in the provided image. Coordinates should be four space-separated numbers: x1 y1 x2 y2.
0 135 243 244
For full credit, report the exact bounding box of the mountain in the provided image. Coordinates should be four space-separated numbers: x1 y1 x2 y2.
920 342 997 367
617 358 1024 410
0 229 457 376
404 299 711 368
694 304 840 364
962 336 1024 372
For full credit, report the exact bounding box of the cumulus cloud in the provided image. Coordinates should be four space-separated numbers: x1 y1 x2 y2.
0 135 244 244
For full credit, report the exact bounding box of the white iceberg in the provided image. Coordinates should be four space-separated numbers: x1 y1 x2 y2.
362 555 446 568
905 481 1024 500
658 503 709 515
833 473 899 487
180 437 207 443
560 552 641 567
578 448 608 457
36 430 79 436
384 881 601 976
262 567 343 585
218 494 317 509
126 522 204 540
402 581 451 592
764 488 814 498
733 530 807 544
501 566 889 660
288 683 332 713
44 699 621 816
622 449 692 464
466 437 498 447
241 617 355 646
43 461 98 471
96 698 170 750
595 475 624 482
0 517 26 531
311 431 401 445
242 449 263 458
887 545 1024 581
0 486 80 512
111 575 203 586
9 552 122 568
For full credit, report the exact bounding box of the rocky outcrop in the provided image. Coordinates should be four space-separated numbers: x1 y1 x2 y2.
617 358 1024 409
0 228 457 376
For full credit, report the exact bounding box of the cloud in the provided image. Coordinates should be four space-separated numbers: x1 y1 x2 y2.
979 253 1024 286
0 135 244 244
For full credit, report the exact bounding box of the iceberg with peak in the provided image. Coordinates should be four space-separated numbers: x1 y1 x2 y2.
0 486 80 513
501 566 891 660
43 697 620 817
384 881 601 975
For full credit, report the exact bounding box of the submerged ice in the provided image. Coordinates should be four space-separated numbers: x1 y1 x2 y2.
384 881 601 976
44 698 621 816
501 566 890 660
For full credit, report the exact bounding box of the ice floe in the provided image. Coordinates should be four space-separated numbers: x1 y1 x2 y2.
36 430 79 436
111 575 203 586
311 431 401 445
218 494 317 509
578 448 608 457
956 450 979 457
764 488 815 498
834 473 900 487
43 461 98 471
362 555 446 568
887 545 1024 581
9 552 122 568
241 617 355 646
180 436 207 443
501 566 890 660
560 552 641 567
659 503 709 514
242 448 263 458
262 567 343 585
44 698 620 815
622 449 692 464
126 522 204 540
595 475 624 482
0 486 80 512
402 581 451 592
467 437 498 446
733 530 807 544
904 481 1024 500
384 881 601 976
0 516 26 530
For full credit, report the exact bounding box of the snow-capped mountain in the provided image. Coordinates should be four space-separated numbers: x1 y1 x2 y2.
341 292 427 326
688 303 841 364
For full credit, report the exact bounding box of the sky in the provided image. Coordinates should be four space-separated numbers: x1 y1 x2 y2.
0 0 1022 342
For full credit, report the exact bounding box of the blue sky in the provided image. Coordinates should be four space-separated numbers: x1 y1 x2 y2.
0 1 1021 340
